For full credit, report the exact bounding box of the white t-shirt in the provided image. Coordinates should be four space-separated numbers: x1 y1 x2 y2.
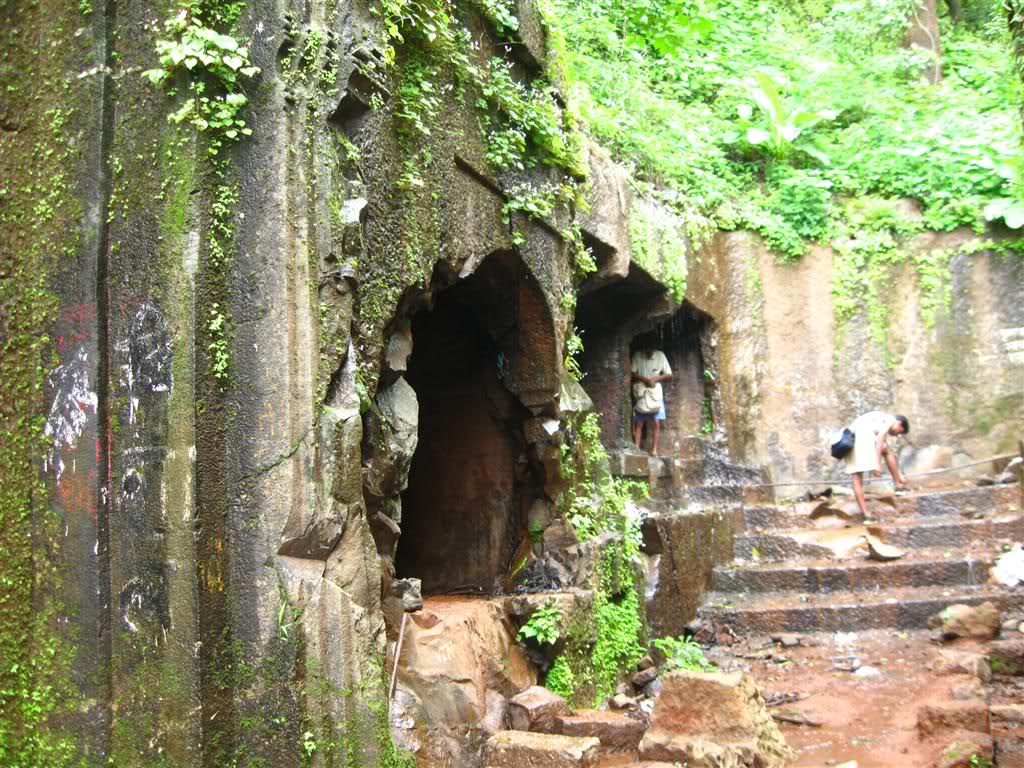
631 350 672 411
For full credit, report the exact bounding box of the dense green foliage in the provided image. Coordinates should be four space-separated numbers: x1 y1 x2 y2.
653 635 714 672
551 0 1023 257
516 600 563 646
544 414 648 706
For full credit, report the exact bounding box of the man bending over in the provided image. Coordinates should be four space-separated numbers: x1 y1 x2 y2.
845 410 910 518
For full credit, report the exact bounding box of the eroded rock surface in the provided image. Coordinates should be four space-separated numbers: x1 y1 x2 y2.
638 670 793 767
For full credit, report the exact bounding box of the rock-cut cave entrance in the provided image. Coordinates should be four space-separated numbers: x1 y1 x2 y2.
394 252 557 596
635 303 717 453
574 264 718 454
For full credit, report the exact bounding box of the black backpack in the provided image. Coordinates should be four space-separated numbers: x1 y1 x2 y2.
831 428 855 459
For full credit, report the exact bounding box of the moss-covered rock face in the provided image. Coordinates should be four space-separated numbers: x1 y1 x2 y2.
4 0 1019 764
1 0 627 764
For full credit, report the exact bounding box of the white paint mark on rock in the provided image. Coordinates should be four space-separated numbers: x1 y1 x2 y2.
44 346 98 479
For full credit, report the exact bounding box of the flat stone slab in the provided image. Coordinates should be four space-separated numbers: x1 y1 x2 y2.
485 730 600 768
556 709 645 752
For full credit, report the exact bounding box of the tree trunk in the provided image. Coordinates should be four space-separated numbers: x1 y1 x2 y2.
1009 0 1024 131
904 0 943 83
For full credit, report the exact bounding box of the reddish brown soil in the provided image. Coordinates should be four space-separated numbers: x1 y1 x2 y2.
711 629 977 767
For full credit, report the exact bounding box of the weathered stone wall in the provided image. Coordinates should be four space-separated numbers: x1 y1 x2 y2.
687 229 1024 486
1 0 583 764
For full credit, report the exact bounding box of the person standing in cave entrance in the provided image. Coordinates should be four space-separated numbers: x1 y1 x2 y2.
631 335 673 455
843 411 910 518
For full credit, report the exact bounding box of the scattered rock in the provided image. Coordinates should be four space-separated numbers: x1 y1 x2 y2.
772 709 823 727
637 655 656 671
508 686 569 734
934 731 994 768
917 701 990 738
863 534 906 562
854 665 882 678
391 577 423 612
928 602 1001 641
609 693 638 710
642 678 663 699
632 667 659 689
929 649 992 682
638 670 793 767
772 633 802 648
949 678 987 702
557 710 646 753
988 638 1024 675
484 730 600 768
832 655 861 672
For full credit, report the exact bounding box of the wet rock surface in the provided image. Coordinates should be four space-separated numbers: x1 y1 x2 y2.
929 602 1003 641
485 730 601 768
395 597 536 766
509 686 570 734
638 670 792 767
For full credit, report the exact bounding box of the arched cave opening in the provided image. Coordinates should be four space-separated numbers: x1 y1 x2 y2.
574 266 668 448
575 266 718 455
394 252 555 595
634 304 717 454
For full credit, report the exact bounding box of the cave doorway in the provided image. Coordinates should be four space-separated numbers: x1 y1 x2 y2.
574 266 668 448
634 304 717 454
394 252 557 595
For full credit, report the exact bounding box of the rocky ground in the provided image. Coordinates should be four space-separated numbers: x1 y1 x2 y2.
707 624 1024 767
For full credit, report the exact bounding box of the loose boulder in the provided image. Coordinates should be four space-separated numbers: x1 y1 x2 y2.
988 638 1024 675
929 648 992 682
508 686 569 733
917 701 990 739
934 732 994 768
638 670 793 767
928 602 1001 641
557 710 646 753
484 730 600 768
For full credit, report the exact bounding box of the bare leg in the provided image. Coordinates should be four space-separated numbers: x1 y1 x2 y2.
652 420 661 456
852 472 869 518
882 448 906 489
633 419 643 450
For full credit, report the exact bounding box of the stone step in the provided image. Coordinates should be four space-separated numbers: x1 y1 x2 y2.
712 549 997 594
699 584 1024 634
741 485 1019 532
485 730 601 768
733 514 1024 562
556 710 645 753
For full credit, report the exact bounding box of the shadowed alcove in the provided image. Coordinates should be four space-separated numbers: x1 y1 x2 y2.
575 264 717 454
394 251 557 595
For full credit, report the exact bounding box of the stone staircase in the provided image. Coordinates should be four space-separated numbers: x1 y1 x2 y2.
699 484 1024 635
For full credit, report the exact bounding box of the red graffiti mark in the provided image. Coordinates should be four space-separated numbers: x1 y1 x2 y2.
57 470 97 522
56 298 150 346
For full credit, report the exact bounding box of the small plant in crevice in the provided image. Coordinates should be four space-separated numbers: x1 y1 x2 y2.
700 395 714 436
472 0 519 35
143 5 260 156
517 600 563 646
653 634 714 672
564 328 585 382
